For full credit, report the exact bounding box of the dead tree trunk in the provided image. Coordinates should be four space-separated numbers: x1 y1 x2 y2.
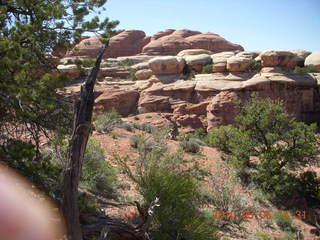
62 45 106 240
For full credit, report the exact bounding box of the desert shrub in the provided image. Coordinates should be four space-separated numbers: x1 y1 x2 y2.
100 62 111 68
116 134 217 240
130 131 168 154
193 128 207 140
298 171 320 199
130 134 144 149
206 125 239 153
272 211 295 232
206 125 254 170
180 138 201 153
134 122 155 133
206 95 319 203
189 137 206 146
78 192 98 214
118 58 134 67
128 69 137 80
202 64 213 74
70 57 96 68
181 71 196 80
110 130 118 139
95 108 123 133
293 66 319 73
119 121 134 132
201 181 251 225
254 231 272 240
81 58 96 68
247 59 262 72
81 138 118 197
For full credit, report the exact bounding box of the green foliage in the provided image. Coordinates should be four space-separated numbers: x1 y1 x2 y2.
116 134 217 240
247 59 262 72
181 71 196 80
206 95 319 202
201 181 251 225
180 138 201 153
293 66 319 73
78 192 98 214
118 58 134 67
193 128 207 140
0 0 119 197
133 122 155 133
119 121 134 132
94 108 123 133
81 138 118 197
0 139 63 198
254 231 272 240
0 0 119 138
178 130 207 153
128 69 137 80
130 130 168 154
202 64 213 74
272 211 295 232
110 130 118 139
74 58 96 68
206 125 239 153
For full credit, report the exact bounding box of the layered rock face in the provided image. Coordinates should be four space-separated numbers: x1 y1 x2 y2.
60 31 319 132
90 72 320 131
65 29 243 58
206 73 319 129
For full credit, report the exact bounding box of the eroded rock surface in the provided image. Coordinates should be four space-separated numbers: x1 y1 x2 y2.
305 52 320 70
65 29 244 58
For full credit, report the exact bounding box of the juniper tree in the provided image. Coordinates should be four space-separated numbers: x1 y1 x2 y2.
0 0 118 144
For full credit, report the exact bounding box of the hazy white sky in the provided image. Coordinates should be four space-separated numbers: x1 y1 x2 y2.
99 0 320 51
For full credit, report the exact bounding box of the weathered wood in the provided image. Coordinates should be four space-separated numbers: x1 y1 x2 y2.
62 45 106 240
83 196 160 240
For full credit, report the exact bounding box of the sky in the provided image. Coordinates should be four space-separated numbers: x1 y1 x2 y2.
99 0 320 51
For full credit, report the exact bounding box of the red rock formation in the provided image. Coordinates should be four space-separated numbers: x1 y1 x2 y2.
142 29 243 56
66 30 146 58
94 89 139 116
65 29 244 58
206 73 319 130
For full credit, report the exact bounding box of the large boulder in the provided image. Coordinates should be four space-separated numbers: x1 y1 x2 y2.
139 80 196 112
142 29 244 56
290 49 311 66
177 49 213 57
211 51 235 72
66 30 146 58
260 50 298 68
57 64 79 78
184 54 212 72
226 56 250 72
148 56 185 75
94 89 139 116
135 69 153 80
305 52 320 70
235 51 260 60
131 62 150 70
